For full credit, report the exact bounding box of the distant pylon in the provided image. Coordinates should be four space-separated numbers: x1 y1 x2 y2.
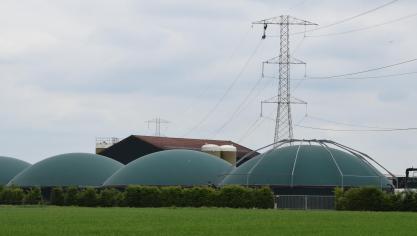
146 117 170 136
253 15 317 145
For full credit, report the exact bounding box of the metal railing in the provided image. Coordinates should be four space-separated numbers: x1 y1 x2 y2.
275 195 335 210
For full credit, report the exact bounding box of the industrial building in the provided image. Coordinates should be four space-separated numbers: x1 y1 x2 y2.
8 153 123 187
0 156 31 185
96 135 255 165
104 150 233 187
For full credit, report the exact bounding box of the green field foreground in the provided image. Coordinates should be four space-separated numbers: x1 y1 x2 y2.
1 207 417 236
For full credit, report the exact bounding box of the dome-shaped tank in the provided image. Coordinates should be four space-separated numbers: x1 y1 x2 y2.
8 153 123 187
201 144 221 158
104 149 233 186
220 145 237 166
221 140 394 195
0 156 31 185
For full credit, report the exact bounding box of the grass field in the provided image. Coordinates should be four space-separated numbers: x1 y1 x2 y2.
1 206 417 235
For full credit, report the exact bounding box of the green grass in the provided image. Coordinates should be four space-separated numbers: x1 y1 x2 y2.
1 206 417 235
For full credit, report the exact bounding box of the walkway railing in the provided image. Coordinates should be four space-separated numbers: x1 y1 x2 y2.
275 195 335 210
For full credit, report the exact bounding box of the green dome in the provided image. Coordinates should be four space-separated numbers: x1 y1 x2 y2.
8 153 123 187
221 144 392 188
104 150 233 186
0 156 31 185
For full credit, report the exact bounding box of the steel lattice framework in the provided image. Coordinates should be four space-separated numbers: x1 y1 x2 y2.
253 16 317 144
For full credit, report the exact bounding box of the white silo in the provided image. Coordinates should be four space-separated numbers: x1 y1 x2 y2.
201 144 221 158
220 145 237 165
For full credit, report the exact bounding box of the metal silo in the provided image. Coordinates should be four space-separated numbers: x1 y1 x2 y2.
220 145 237 166
201 144 221 158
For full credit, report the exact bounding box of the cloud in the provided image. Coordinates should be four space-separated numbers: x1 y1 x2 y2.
0 0 416 174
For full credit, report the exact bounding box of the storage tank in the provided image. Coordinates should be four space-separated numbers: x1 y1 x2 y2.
220 145 237 165
8 153 123 187
103 149 233 186
201 144 221 158
220 139 395 195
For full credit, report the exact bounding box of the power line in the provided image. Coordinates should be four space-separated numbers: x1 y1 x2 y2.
308 58 417 79
213 68 277 138
305 114 397 129
181 27 253 115
212 76 263 138
264 71 417 81
237 115 262 143
292 0 400 35
307 12 417 37
182 40 263 137
296 71 417 81
295 124 417 132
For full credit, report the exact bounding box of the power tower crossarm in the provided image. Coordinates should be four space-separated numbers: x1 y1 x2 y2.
252 16 318 26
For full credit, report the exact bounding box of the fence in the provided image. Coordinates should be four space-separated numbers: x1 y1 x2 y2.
275 195 335 210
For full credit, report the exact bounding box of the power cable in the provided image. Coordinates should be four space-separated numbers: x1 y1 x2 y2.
308 58 417 79
237 116 262 143
182 40 263 137
293 71 417 81
295 124 417 132
305 114 398 129
292 0 400 35
181 27 253 115
212 76 263 138
213 69 276 138
307 12 417 37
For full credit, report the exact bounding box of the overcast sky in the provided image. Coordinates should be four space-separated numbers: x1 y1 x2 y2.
1 0 416 175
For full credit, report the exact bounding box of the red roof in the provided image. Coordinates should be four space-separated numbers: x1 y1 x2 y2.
134 135 254 157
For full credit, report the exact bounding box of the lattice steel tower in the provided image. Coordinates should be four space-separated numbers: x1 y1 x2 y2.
253 16 317 144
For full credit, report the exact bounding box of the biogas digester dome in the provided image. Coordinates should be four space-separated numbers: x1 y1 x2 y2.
8 153 123 187
0 156 31 185
104 149 233 186
221 140 394 195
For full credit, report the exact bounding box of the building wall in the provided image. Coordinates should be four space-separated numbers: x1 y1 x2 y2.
99 136 161 164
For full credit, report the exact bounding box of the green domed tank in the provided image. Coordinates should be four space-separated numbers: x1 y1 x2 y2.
0 156 31 185
8 153 123 187
104 149 233 186
221 140 394 195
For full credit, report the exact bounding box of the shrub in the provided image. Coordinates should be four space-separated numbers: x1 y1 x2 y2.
335 187 391 211
77 188 98 207
253 187 275 209
0 187 25 205
50 187 65 206
99 188 120 207
160 186 183 207
217 185 255 208
24 187 42 205
64 187 78 206
115 191 126 207
334 187 347 210
125 186 162 207
182 187 216 207
397 191 417 212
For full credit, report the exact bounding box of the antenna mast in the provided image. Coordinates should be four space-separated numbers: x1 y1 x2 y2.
146 117 170 136
253 15 317 144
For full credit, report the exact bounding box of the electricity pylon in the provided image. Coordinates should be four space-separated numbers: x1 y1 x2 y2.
146 117 170 136
253 15 317 144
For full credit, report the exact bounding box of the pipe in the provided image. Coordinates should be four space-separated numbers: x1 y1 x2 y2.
405 168 417 189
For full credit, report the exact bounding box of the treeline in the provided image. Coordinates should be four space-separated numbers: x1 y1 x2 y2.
336 187 417 211
0 185 275 209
